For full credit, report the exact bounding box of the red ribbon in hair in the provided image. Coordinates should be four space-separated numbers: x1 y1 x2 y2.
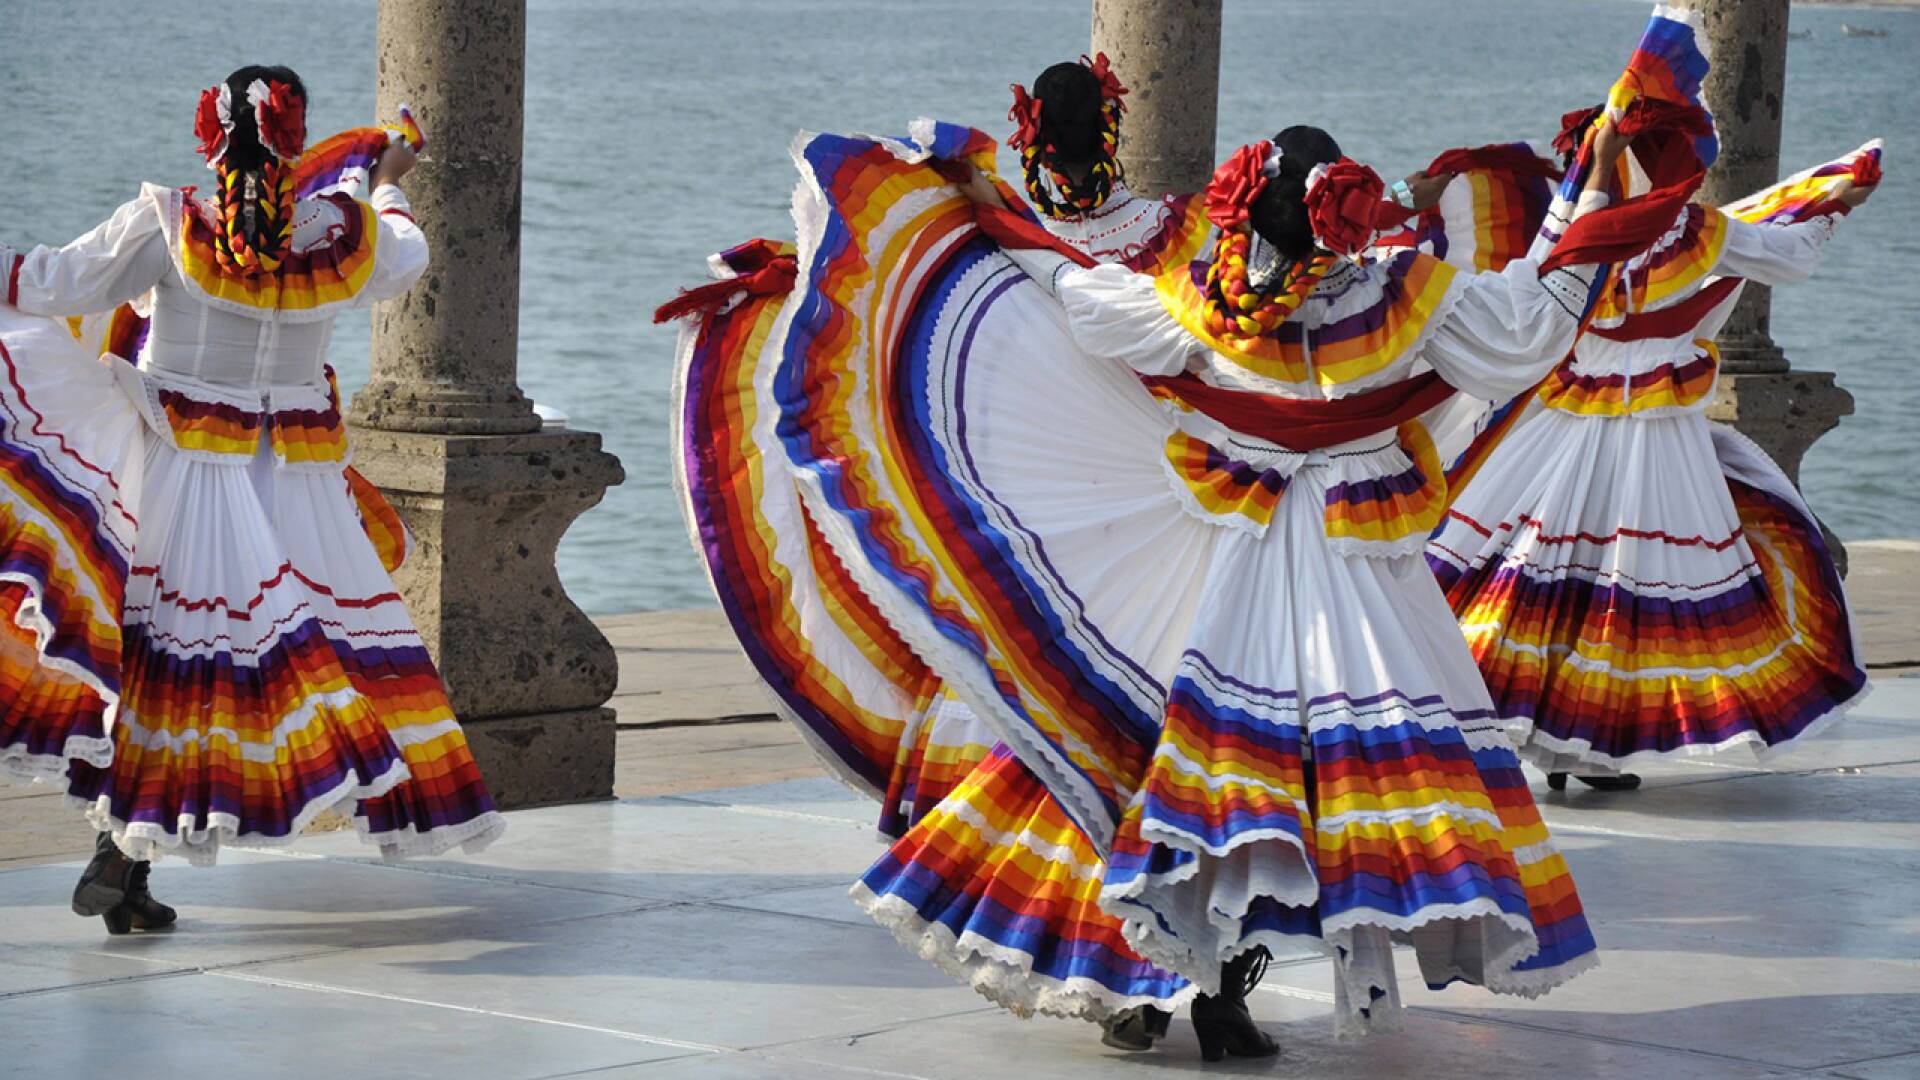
255 80 307 161
1082 52 1128 109
1304 157 1386 257
193 85 228 164
1205 140 1272 230
1007 84 1043 151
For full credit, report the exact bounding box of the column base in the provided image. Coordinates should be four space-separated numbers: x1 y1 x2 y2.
1707 369 1855 576
349 380 543 435
346 424 625 807
463 707 617 809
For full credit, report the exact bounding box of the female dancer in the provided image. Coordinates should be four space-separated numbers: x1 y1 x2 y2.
1428 114 1879 789
667 54 1212 1052
0 66 504 932
737 84 1684 1045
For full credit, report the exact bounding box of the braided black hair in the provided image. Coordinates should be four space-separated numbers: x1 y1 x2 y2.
1031 62 1106 166
211 65 306 275
1021 61 1122 217
1247 125 1342 263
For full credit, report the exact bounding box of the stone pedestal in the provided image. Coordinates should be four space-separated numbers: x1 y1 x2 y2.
1695 0 1852 573
1091 0 1222 198
357 0 624 806
1705 372 1853 488
349 428 623 807
1707 371 1854 577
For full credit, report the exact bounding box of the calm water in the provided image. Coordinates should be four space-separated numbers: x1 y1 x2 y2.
2 0 1915 613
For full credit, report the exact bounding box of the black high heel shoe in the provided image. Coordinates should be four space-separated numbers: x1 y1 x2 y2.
72 833 136 919
104 861 176 936
1191 947 1280 1062
1101 1005 1172 1051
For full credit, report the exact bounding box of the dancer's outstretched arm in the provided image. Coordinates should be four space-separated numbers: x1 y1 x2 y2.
1 199 170 317
1417 117 1632 401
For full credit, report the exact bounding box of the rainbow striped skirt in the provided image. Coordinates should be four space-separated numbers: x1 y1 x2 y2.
1429 392 1867 774
0 306 502 864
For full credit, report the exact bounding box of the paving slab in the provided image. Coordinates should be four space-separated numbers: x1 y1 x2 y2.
277 799 879 905
0 849 656 978
2 970 692 1080
764 992 1792 1080
1824 1051 1920 1080
237 903 991 1052
568 1052 884 1078
0 942 179 998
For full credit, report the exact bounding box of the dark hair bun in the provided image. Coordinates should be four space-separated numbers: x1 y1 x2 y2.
1031 61 1106 164
1247 125 1342 261
221 64 306 172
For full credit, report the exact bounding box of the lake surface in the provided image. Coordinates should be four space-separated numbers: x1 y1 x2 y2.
2 0 1914 613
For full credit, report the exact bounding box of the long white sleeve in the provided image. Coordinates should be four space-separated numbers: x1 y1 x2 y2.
1420 257 1598 401
1715 214 1836 287
1001 248 1197 377
2 197 170 316
351 184 430 307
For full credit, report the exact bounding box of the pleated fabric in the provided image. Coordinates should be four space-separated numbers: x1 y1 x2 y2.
0 305 502 864
749 120 1595 1034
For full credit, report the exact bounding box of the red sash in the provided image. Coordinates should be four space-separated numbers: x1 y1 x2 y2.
1587 276 1740 341
1142 371 1457 452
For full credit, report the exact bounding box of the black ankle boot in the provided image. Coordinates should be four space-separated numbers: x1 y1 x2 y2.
72 833 135 918
1575 773 1642 791
1190 947 1280 1062
1101 1005 1172 1051
106 861 176 935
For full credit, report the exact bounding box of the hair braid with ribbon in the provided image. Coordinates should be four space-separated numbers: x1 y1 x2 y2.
1197 127 1391 342
193 67 308 277
1008 53 1128 218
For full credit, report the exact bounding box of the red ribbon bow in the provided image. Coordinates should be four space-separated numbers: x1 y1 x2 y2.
1205 140 1273 230
1305 157 1386 257
1007 83 1044 151
1082 52 1128 109
255 80 308 161
193 85 228 164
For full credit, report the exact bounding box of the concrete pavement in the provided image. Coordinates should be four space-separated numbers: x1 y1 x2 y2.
2 544 1917 1077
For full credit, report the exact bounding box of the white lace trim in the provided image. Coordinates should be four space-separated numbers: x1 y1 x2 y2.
853 884 1195 1022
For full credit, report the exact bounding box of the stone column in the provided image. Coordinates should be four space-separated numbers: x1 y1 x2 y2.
1694 0 1852 570
351 0 625 807
1091 0 1223 198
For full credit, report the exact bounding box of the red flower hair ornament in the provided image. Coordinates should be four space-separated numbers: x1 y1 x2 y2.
1304 157 1387 258
1204 140 1275 231
194 83 233 166
1082 52 1128 110
1007 83 1044 152
248 79 307 161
